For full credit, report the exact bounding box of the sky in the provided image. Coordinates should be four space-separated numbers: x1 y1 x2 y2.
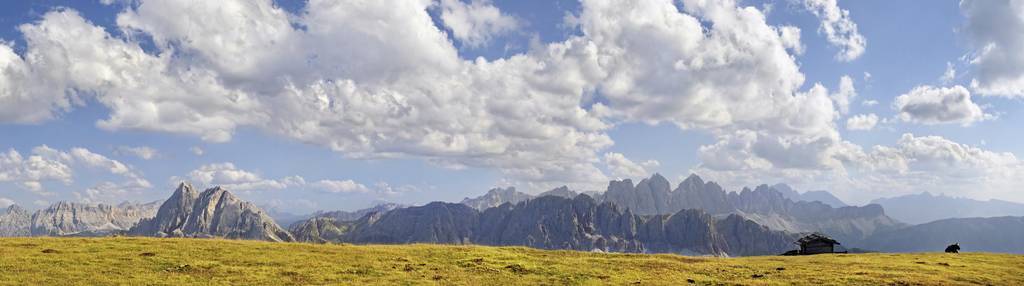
2 0 1024 214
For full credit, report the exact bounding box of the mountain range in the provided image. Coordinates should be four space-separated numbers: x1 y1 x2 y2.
295 195 796 256
598 174 902 246
3 174 1024 255
870 192 1024 225
863 216 1024 254
771 183 848 207
0 200 159 237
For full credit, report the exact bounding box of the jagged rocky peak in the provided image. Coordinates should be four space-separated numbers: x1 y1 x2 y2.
537 186 577 198
679 173 705 189
131 183 294 242
30 200 160 236
460 186 533 210
0 204 31 237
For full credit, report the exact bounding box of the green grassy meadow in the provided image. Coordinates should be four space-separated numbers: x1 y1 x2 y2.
0 237 1021 285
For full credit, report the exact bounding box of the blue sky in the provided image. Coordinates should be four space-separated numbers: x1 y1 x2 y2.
2 0 1023 214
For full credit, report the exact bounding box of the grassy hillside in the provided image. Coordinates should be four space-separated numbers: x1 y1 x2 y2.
1 238 1022 285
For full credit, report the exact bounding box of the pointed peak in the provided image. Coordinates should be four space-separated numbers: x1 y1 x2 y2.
4 204 26 213
174 181 197 194
649 173 667 181
488 186 516 194
203 185 229 195
682 173 704 185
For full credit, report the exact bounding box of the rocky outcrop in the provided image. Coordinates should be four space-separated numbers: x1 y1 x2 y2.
131 183 294 242
332 195 795 256
460 187 533 211
30 201 159 236
0 205 31 237
600 174 902 246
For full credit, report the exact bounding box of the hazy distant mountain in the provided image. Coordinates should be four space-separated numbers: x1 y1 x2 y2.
771 184 848 207
288 203 405 241
261 207 312 229
870 192 1024 225
130 183 294 242
864 216 1024 254
0 201 158 237
0 205 31 237
289 217 355 244
459 187 533 210
600 174 901 246
311 203 405 223
30 201 159 236
301 195 796 256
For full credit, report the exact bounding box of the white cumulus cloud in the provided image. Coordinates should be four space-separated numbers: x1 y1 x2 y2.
801 0 867 61
603 152 660 180
436 0 519 48
894 85 990 126
115 146 159 160
845 114 879 131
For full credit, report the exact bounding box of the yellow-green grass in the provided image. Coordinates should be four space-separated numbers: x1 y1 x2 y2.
0 238 1021 285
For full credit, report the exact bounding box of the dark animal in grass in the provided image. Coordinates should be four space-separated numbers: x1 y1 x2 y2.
945 243 960 253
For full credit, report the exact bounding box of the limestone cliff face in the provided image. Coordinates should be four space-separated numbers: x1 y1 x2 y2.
131 183 294 242
460 187 533 211
29 201 159 236
309 195 795 256
289 217 352 243
600 174 902 246
345 202 478 244
0 201 158 237
0 205 31 237
132 182 199 236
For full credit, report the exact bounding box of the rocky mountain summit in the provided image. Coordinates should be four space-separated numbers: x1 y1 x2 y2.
771 183 848 208
600 174 902 246
130 183 294 242
0 205 31 237
308 203 405 223
30 201 159 236
459 187 533 211
0 201 158 237
294 195 796 256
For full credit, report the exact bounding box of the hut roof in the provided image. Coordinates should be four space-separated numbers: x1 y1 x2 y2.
795 232 840 245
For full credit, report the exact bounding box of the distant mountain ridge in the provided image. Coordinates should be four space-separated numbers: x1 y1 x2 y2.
295 195 797 256
771 183 848 207
863 216 1024 254
459 187 533 211
599 174 902 246
870 192 1024 224
0 205 31 237
0 201 159 237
